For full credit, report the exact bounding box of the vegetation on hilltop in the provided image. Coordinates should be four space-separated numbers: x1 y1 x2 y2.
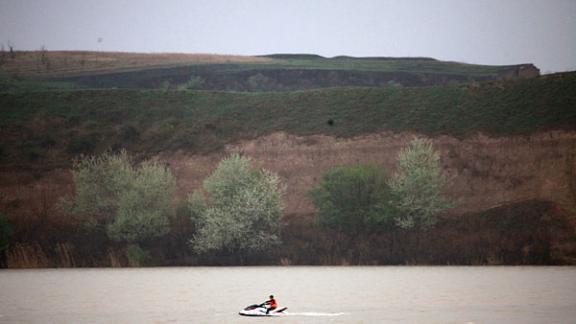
0 51 523 78
55 56 534 91
1 51 537 91
0 72 77 92
0 51 272 78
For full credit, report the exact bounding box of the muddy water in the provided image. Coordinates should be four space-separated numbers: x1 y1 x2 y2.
0 266 575 323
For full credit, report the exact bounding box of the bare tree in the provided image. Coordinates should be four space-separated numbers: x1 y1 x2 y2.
39 45 50 70
0 44 5 66
7 41 15 59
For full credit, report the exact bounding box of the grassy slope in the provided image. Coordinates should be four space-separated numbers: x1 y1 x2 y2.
1 72 574 165
60 57 514 90
256 56 512 76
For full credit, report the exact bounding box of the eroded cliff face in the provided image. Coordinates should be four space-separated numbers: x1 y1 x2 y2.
1 131 576 225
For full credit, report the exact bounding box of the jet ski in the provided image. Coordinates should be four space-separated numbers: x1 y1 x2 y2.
239 304 288 317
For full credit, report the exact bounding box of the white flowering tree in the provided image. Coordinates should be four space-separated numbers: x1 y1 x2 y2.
389 138 454 229
189 154 284 255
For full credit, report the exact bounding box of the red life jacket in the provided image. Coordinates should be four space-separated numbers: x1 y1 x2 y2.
268 298 277 308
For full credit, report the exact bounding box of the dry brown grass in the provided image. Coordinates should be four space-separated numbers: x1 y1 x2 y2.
279 257 292 266
107 248 124 267
165 130 576 219
6 243 50 268
2 130 576 230
54 242 76 267
0 50 273 77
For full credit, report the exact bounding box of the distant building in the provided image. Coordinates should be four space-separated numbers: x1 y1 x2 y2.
498 64 540 80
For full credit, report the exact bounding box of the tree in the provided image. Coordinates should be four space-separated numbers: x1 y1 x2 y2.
67 150 175 264
309 165 396 234
106 160 175 243
189 154 284 255
7 41 15 59
389 137 454 229
39 45 50 70
0 44 6 67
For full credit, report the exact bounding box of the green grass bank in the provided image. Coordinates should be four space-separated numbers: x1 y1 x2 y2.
0 72 574 165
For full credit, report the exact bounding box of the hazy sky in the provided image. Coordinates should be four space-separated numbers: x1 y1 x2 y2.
1 0 575 72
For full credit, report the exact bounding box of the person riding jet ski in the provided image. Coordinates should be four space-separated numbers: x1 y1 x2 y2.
263 295 278 314
238 295 287 316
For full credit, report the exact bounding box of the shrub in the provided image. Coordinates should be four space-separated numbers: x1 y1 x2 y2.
67 150 175 244
178 75 205 90
310 165 396 233
160 80 171 91
189 154 284 254
247 73 275 91
389 137 454 229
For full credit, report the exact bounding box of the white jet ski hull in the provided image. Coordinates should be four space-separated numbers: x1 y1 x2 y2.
239 305 288 317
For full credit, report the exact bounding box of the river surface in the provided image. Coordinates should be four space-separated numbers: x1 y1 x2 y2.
0 266 575 323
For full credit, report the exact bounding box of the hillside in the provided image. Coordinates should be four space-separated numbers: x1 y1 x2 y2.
0 71 573 166
0 53 575 267
0 51 272 77
1 51 539 91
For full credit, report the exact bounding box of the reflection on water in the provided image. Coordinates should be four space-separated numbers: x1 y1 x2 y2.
0 266 575 323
